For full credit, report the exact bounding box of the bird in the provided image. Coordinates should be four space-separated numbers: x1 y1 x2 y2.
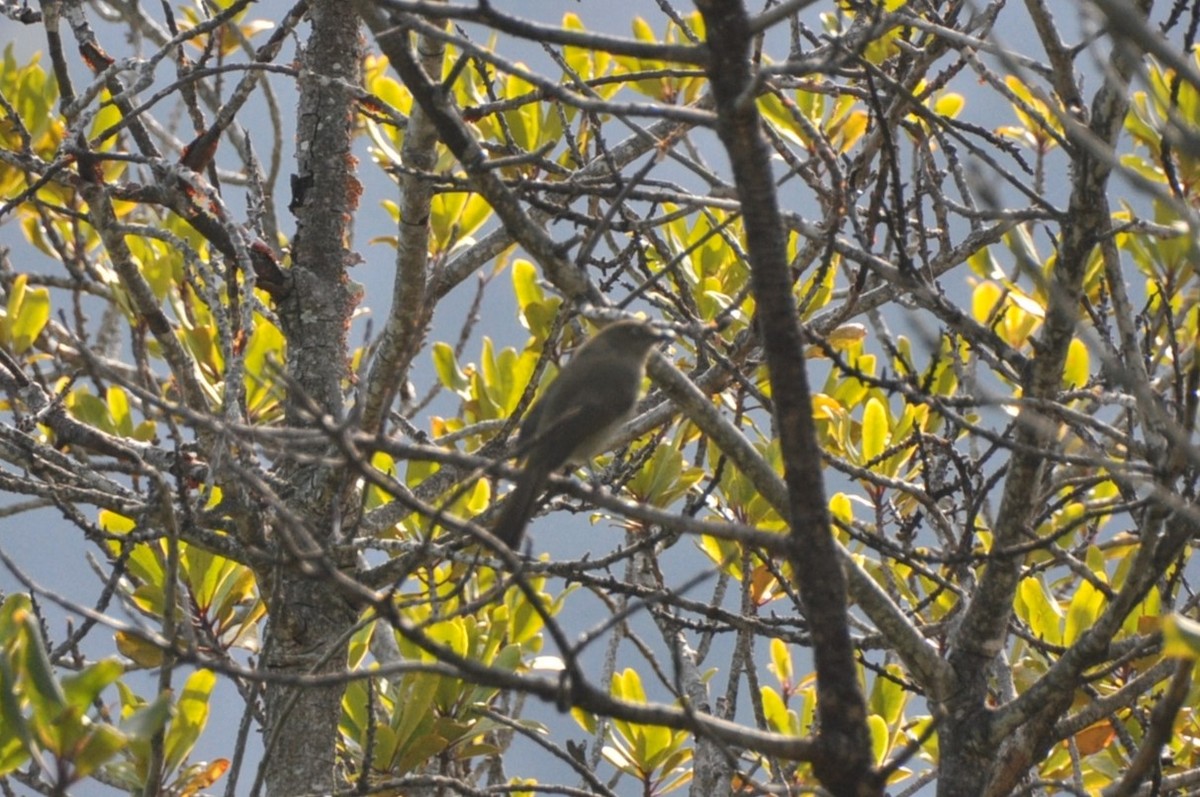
491 319 674 549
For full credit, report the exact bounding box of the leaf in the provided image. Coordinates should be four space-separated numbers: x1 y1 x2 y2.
0 646 32 775
431 342 471 394
9 282 49 354
120 691 172 740
12 605 67 753
62 659 124 712
1063 338 1090 389
861 397 889 463
430 191 466 252
1162 614 1200 659
769 638 793 687
1073 721 1115 756
972 280 1003 323
868 713 890 764
177 759 230 797
1018 576 1063 646
3 273 28 347
811 393 845 421
347 622 375 671
511 259 552 333
106 386 133 437
73 724 127 778
163 669 216 774
935 92 965 118
632 17 656 42
571 705 597 735
827 323 867 349
760 686 793 734
868 664 908 726
829 492 854 524
116 632 164 669
625 434 703 507
457 193 493 243
1063 580 1105 646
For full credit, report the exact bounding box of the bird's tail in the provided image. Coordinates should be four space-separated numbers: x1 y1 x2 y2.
491 465 550 549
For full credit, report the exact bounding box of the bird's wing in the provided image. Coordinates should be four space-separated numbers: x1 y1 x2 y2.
528 359 642 467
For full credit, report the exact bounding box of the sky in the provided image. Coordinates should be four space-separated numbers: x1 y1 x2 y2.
0 1 1135 795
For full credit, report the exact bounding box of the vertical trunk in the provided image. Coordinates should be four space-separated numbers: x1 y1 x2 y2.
694 1 876 793
937 706 997 796
261 1 363 795
262 577 359 796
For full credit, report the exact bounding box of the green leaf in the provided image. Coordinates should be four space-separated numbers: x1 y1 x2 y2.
120 691 172 740
868 664 908 726
390 677 438 769
511 259 543 311
506 585 548 646
106 386 133 437
456 193 492 242
760 686 795 734
571 705 597 735
115 631 164 669
769 638 793 687
632 16 656 42
829 492 854 525
73 724 127 778
0 651 32 775
1163 614 1200 659
1018 576 1063 646
934 92 964 118
62 659 124 712
431 342 471 394
868 713 890 765
1063 580 1104 646
163 670 215 774
1063 338 1090 389
9 282 49 354
347 622 375 671
13 607 67 753
3 273 28 347
394 727 450 775
625 434 703 507
861 397 889 463
183 545 220 611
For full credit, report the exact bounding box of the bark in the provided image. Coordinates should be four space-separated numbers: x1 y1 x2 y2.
694 1 877 794
359 6 445 433
939 1 1151 793
260 1 364 795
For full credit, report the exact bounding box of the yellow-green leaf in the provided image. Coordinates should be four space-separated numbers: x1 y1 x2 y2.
432 342 471 395
1063 338 1090 389
769 638 793 687
1063 580 1104 646
164 669 216 773
861 397 889 463
9 283 49 354
1163 613 1200 659
1018 576 1063 646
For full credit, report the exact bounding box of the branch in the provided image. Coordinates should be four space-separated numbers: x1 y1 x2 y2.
361 4 601 305
694 0 876 791
1102 659 1194 797
374 0 706 64
359 7 445 433
946 0 1146 735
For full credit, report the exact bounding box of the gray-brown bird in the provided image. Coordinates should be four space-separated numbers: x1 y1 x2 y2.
492 319 674 548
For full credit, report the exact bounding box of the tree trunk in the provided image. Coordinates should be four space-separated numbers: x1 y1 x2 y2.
260 1 363 794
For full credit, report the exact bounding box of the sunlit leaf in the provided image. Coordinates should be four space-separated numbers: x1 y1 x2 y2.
1163 614 1200 659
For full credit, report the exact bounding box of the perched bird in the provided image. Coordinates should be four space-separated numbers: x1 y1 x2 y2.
492 319 674 548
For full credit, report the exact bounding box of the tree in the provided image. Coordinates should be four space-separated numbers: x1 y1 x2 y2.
2 0 1200 794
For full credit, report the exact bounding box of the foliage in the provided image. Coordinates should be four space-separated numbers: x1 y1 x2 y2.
2 1 1200 796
